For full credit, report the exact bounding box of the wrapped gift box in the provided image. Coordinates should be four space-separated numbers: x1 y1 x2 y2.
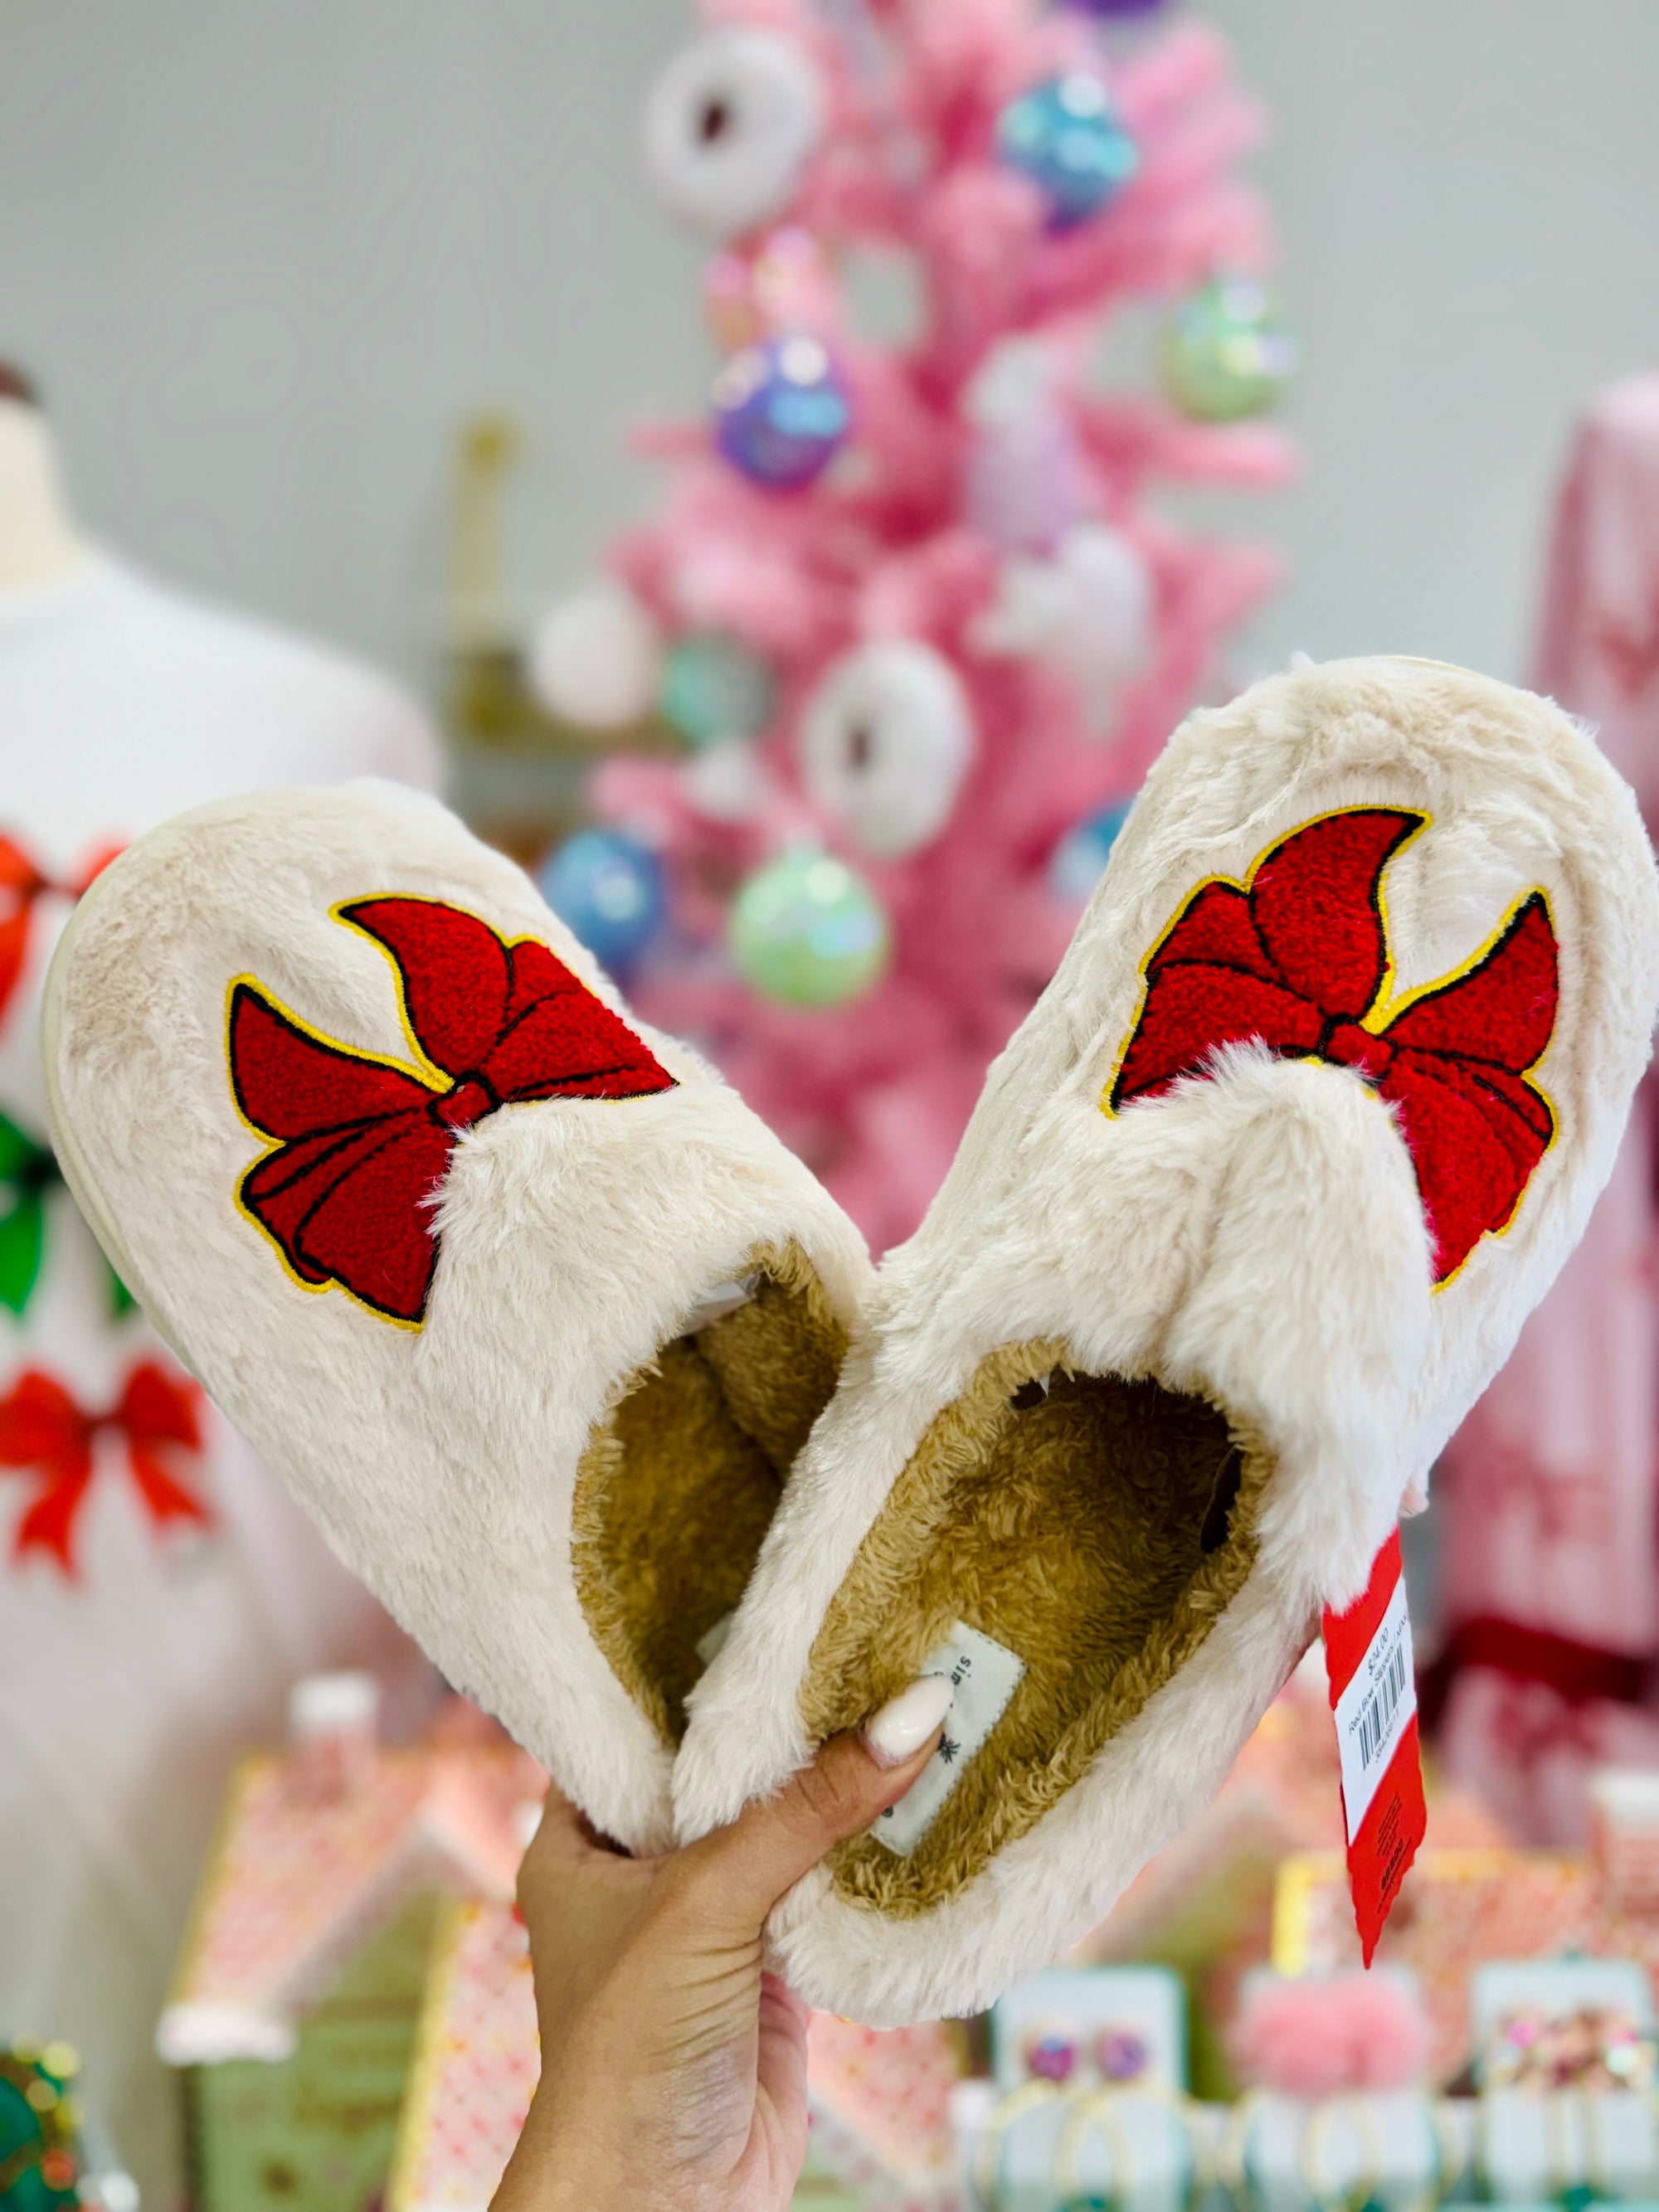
1080 1652 1503 2092
1270 1845 1659 2086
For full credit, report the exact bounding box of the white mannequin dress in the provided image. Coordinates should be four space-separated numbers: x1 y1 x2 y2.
0 549 442 2202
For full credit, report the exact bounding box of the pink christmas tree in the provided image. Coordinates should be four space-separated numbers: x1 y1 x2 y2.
533 0 1297 1252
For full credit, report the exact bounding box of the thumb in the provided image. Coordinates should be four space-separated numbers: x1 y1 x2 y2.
672 1675 956 1942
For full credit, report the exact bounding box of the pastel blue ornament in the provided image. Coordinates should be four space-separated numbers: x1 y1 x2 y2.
996 73 1139 231
729 850 890 1007
712 334 852 491
538 829 666 973
1163 275 1297 422
660 633 776 747
1048 798 1134 906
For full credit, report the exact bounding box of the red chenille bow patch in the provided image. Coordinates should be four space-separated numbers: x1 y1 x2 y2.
230 897 677 1325
1108 809 1559 1282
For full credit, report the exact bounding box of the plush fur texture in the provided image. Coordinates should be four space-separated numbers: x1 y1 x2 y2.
675 657 1659 2024
41 782 872 1854
572 1239 846 1742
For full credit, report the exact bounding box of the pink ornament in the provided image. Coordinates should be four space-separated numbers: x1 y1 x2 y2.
703 226 833 352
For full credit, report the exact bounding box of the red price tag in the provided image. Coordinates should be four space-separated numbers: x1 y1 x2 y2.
1321 1530 1425 1966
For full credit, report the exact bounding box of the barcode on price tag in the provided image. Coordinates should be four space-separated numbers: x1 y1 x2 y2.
1323 1530 1425 1962
1332 1574 1415 1839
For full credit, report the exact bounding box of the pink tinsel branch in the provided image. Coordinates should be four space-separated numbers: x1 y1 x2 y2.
576 0 1296 1245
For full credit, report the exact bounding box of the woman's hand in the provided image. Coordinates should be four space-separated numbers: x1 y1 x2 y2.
496 1676 954 2212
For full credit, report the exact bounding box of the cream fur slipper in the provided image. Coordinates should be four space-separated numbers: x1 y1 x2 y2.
41 782 870 1852
675 657 1659 2023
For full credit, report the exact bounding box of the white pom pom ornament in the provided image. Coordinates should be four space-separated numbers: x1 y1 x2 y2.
643 28 827 242
684 736 774 824
1062 523 1155 683
972 523 1153 716
800 639 975 859
528 579 662 732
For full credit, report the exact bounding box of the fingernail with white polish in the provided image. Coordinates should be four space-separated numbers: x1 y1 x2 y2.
863 1675 955 1768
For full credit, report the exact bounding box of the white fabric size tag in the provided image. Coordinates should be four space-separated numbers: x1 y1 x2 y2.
684 1274 759 1332
871 1621 1026 1855
1331 1573 1415 1835
695 1611 735 1670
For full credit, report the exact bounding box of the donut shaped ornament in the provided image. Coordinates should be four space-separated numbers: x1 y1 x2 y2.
799 639 975 859
643 27 828 241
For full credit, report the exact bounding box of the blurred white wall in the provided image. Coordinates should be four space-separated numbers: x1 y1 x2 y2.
2 0 1657 697
1206 0 1659 680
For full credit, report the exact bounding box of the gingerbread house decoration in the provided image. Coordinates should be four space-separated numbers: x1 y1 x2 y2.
387 1903 537 2212
160 1676 542 2069
388 1904 967 2212
161 1677 543 2212
801 2014 968 2210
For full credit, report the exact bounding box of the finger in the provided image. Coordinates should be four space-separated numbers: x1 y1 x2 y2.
519 1782 588 1867
516 1782 630 1931
672 1674 955 1939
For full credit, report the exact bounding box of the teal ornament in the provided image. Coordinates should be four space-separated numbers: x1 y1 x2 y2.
1163 275 1296 422
660 634 776 748
538 829 666 974
729 851 890 1008
1048 799 1134 907
996 73 1139 231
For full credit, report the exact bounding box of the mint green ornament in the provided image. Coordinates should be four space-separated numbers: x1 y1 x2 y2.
1162 275 1296 423
659 634 776 748
729 852 890 1009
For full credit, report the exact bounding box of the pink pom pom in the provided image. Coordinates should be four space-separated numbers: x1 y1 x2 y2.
1348 1976 1433 2088
1232 1981 1353 2100
1231 1975 1429 2098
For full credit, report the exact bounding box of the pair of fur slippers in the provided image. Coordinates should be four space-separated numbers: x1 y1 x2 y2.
43 658 1659 2025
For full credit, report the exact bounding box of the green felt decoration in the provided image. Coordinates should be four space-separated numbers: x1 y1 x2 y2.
0 1116 55 1318
0 1112 134 1321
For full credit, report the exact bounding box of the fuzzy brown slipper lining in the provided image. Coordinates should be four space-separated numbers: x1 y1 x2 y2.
798 1341 1267 1914
574 1239 847 1743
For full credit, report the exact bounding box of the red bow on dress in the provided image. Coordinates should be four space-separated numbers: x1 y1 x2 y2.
0 1361 208 1574
0 834 123 1027
231 897 677 1325
1109 809 1559 1283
